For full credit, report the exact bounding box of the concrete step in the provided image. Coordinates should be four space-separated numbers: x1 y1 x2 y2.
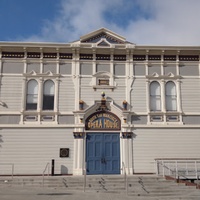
1 175 200 199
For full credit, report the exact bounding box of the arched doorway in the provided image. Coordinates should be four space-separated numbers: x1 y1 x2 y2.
85 111 121 175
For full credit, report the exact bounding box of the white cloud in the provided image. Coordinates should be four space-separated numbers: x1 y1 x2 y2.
25 0 200 45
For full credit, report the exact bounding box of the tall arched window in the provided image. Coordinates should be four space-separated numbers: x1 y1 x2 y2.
150 81 161 111
165 81 177 111
26 79 38 110
43 80 55 110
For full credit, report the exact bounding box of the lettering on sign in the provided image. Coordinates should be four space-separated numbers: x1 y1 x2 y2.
99 79 109 85
85 111 121 130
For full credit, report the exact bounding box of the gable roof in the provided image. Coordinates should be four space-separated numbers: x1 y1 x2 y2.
79 28 128 44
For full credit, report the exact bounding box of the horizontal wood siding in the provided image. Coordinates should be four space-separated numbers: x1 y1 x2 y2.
131 78 147 112
181 79 200 113
80 77 126 107
133 128 200 173
58 77 75 111
0 76 23 112
0 128 74 175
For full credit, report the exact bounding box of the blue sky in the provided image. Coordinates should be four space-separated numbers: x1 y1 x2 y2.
1 0 200 45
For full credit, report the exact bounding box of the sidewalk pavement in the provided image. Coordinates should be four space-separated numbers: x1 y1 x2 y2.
0 185 160 200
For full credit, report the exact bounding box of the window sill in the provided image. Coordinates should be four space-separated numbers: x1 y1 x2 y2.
93 85 116 91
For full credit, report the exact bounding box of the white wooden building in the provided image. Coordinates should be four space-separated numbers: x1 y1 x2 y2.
0 28 200 176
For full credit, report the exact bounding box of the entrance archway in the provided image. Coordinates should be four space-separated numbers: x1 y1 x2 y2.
85 110 121 175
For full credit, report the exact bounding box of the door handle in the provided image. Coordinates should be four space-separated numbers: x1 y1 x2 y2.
101 158 106 163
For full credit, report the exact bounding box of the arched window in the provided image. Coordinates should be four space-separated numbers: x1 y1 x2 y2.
166 81 177 111
150 81 161 111
26 79 38 110
43 80 55 110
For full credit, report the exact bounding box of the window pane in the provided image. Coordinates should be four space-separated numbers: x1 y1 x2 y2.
150 82 161 95
43 80 55 110
166 82 177 111
43 95 54 110
150 82 161 111
26 80 38 110
44 80 55 95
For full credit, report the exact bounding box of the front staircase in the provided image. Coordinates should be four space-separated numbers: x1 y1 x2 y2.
1 175 200 199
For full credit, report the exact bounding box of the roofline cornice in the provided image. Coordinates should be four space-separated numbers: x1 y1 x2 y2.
0 41 200 51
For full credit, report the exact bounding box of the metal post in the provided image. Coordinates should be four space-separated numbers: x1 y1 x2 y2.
195 161 198 179
126 174 128 196
51 159 55 176
162 161 164 177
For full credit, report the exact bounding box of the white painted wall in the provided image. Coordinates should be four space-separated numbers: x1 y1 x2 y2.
58 77 75 112
131 78 147 112
0 128 74 175
132 128 200 173
0 76 23 112
180 78 200 113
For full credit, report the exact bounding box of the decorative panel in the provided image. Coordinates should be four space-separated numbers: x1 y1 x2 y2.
59 63 71 74
80 63 93 75
2 62 24 74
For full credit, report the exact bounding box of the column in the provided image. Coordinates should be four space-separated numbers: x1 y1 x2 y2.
161 51 164 76
176 51 180 75
126 49 130 104
146 80 151 123
38 77 43 122
161 79 166 122
24 47 27 73
176 79 183 123
121 132 133 175
73 132 85 175
20 77 27 124
54 77 60 123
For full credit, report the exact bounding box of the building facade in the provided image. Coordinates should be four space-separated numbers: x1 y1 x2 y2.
0 28 200 176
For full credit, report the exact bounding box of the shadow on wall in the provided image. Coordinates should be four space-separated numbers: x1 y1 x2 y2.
61 165 68 175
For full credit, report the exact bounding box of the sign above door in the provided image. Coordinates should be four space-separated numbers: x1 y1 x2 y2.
85 111 121 130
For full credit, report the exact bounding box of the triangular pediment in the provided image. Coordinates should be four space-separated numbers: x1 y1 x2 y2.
80 28 126 44
97 39 110 46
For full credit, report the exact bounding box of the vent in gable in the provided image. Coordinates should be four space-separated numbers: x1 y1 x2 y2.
98 40 110 46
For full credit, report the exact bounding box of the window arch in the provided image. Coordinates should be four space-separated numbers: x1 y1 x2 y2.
43 80 55 110
150 81 161 111
165 81 177 111
26 79 38 110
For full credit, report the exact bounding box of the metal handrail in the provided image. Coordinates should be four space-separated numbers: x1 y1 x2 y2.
0 163 14 179
42 162 50 186
156 160 200 187
158 160 200 189
122 162 128 195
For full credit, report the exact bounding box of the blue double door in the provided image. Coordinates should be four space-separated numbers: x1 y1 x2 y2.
86 133 120 175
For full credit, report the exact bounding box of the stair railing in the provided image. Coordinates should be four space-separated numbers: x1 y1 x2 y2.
42 162 50 187
156 160 199 181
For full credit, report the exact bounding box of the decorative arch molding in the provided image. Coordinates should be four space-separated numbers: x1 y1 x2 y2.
23 70 60 78
146 73 181 80
85 110 121 130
